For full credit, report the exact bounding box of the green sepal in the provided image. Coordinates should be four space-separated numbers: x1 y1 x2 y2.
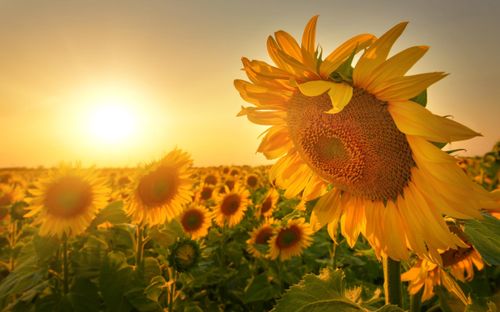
410 89 427 107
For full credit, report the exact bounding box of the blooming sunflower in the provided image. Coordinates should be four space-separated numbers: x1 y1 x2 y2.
245 173 260 190
25 164 109 238
258 188 279 218
126 149 193 226
246 220 275 258
269 218 313 261
179 205 212 239
401 246 483 304
214 183 250 228
235 16 499 261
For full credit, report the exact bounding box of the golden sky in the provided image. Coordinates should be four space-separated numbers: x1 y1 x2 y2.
0 0 499 167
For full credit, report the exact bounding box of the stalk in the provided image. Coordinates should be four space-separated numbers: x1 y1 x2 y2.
383 257 402 307
135 224 144 271
410 288 423 312
63 236 69 294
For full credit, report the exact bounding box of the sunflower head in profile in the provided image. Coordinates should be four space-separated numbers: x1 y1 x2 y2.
126 149 193 227
25 164 109 238
246 220 275 258
258 188 279 219
269 218 313 261
235 16 499 261
179 204 212 239
214 183 250 228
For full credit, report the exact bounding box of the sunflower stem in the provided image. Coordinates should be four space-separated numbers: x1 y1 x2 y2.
62 235 69 295
383 257 402 307
410 288 423 312
135 224 144 272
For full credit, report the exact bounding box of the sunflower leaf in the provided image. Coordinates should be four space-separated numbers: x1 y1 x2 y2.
273 268 401 312
410 89 427 107
463 213 500 265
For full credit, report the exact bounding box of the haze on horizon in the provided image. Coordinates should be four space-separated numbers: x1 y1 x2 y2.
0 0 499 168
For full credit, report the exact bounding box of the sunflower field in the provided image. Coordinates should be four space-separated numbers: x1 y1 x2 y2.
1 15 500 312
0 142 498 312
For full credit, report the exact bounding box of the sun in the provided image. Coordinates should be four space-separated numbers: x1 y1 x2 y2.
87 94 138 144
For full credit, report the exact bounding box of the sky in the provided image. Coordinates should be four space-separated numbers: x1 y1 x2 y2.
0 0 499 167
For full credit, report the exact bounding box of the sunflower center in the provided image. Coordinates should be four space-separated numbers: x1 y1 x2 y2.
276 225 301 248
441 247 474 267
246 175 258 188
200 186 213 200
221 193 241 216
255 227 274 245
287 88 415 201
261 196 273 214
204 174 218 185
138 166 179 207
44 176 93 218
181 209 204 231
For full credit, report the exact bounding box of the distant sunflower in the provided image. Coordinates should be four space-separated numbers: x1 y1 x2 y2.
197 184 215 202
258 188 279 218
245 173 260 189
235 16 499 261
25 164 109 238
246 220 275 258
269 218 313 261
179 205 212 239
214 184 250 227
0 184 24 207
203 172 219 186
126 149 193 226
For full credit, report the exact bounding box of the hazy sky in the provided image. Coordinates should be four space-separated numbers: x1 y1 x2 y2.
1 0 499 167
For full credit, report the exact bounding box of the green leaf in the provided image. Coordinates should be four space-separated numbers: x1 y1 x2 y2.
90 201 129 228
410 89 427 107
243 273 279 304
33 235 59 266
68 278 102 312
273 268 364 312
99 252 134 312
464 213 500 265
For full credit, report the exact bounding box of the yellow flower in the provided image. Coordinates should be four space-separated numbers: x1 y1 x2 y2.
258 188 279 218
179 205 212 239
214 183 250 228
126 149 193 226
269 218 313 261
25 164 109 238
235 16 499 261
246 220 275 258
0 183 24 207
245 173 260 190
401 247 483 304
203 171 219 186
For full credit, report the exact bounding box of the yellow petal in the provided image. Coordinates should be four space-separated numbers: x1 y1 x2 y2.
354 22 408 87
297 80 334 96
384 201 409 260
388 101 481 143
283 164 314 198
374 72 447 102
257 126 293 160
311 188 342 228
238 106 287 126
441 271 471 305
301 15 319 68
267 36 297 74
320 34 376 77
365 46 429 91
326 83 353 114
275 30 302 60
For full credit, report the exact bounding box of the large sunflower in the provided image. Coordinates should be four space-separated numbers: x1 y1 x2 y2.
126 149 193 226
25 164 109 238
235 16 499 261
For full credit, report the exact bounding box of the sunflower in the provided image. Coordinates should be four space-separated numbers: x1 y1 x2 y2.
179 205 212 239
203 172 219 186
246 220 275 258
245 173 260 190
214 183 250 228
25 164 109 238
258 188 279 218
0 184 24 207
269 218 313 261
235 16 499 261
126 149 193 226
197 183 215 202
401 247 483 304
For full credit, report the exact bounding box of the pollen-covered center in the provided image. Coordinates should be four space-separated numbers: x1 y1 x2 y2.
221 193 241 216
287 88 415 201
255 227 274 245
45 176 93 218
181 209 204 232
138 166 179 207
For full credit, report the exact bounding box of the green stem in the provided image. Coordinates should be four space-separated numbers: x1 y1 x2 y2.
436 286 452 312
409 288 423 312
331 242 337 268
167 268 177 311
383 257 402 307
63 236 69 294
135 225 144 271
